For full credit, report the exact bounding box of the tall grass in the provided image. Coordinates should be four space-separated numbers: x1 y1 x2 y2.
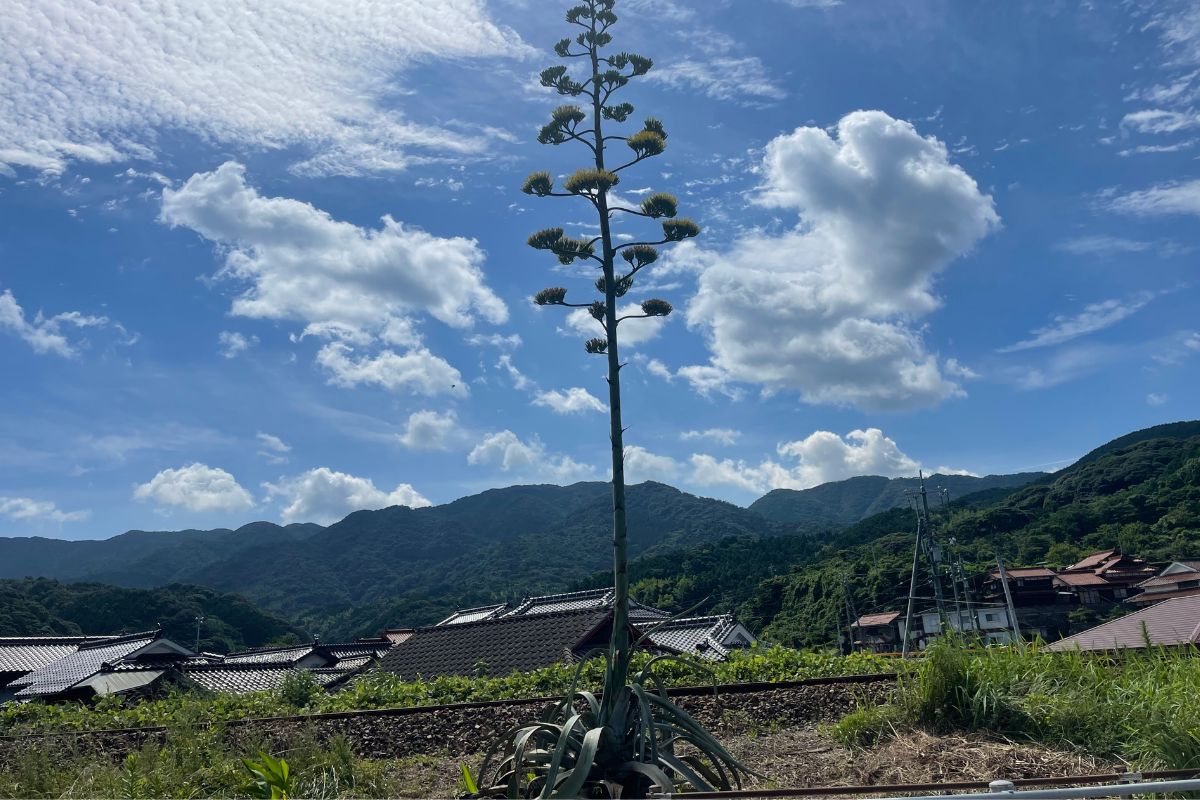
834 639 1200 769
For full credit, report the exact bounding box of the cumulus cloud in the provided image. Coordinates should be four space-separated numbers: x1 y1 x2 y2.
0 288 125 357
133 463 255 513
398 409 463 451
0 1 527 176
316 343 465 396
1106 179 1200 216
688 428 934 495
681 428 741 446
255 432 290 464
264 467 431 525
533 387 606 415
682 111 999 410
467 430 594 483
0 496 90 524
998 293 1157 352
623 446 682 484
218 331 257 359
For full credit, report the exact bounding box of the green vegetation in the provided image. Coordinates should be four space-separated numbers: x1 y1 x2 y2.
0 579 305 652
0 646 895 735
831 640 1200 769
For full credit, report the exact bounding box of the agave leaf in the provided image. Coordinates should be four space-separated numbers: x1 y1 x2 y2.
656 750 714 792
550 727 603 799
539 713 585 799
681 753 726 789
460 763 479 795
617 760 674 794
643 694 755 777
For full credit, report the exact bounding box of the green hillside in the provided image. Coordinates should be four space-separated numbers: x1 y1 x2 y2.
0 579 306 652
748 472 1045 525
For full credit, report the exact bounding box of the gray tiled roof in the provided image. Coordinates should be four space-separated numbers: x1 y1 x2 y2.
437 604 510 626
379 608 616 679
1047 595 1200 651
502 588 669 621
223 644 319 665
12 631 162 698
645 615 744 661
0 636 113 675
181 663 350 695
324 642 391 661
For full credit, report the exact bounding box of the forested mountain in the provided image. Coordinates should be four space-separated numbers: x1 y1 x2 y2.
748 472 1045 525
610 422 1200 649
0 579 305 652
0 482 802 638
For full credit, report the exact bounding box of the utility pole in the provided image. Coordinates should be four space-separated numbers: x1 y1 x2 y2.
996 557 1022 644
194 614 205 653
902 472 950 654
842 577 860 654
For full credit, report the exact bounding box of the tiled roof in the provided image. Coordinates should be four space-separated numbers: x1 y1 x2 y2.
324 642 391 661
223 643 319 664
988 567 1057 578
854 612 902 627
0 636 113 675
437 604 509 626
1046 595 1200 652
1066 549 1119 572
502 588 669 621
12 630 164 698
1055 572 1110 587
644 615 747 662
182 663 350 695
1128 586 1200 604
1138 562 1200 589
379 608 615 679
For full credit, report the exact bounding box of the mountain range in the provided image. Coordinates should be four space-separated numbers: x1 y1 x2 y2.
2 421 1195 642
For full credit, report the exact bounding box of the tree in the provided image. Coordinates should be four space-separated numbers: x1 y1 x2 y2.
469 2 751 796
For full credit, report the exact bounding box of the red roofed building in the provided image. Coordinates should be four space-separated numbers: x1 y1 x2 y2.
1128 561 1200 605
851 612 902 653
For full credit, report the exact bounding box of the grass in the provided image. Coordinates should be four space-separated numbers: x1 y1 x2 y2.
0 646 896 736
831 639 1200 769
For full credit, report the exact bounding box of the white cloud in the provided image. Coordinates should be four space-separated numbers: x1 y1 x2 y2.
1120 109 1200 134
398 409 462 451
0 496 90 524
497 353 536 392
316 342 465 396
1107 179 1200 216
533 387 606 415
1147 392 1169 406
681 428 741 446
1056 236 1154 256
218 331 257 359
466 333 522 350
256 432 291 464
162 162 507 335
133 463 255 513
642 358 676 382
0 1 527 176
564 305 666 348
467 430 594 483
264 467 431 525
648 57 785 103
683 111 999 410
998 294 1156 352
0 288 122 357
688 428 930 495
623 446 682 484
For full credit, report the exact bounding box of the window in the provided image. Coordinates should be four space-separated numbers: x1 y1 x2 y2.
984 613 996 622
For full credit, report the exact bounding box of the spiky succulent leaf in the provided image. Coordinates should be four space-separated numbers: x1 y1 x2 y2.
621 244 659 268
522 171 554 196
564 168 619 194
639 193 677 219
584 337 609 354
626 130 665 158
642 117 667 140
602 102 634 122
641 298 673 317
588 301 606 321
527 228 565 250
534 287 568 306
662 218 700 241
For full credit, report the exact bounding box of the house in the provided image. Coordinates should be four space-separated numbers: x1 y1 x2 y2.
6 630 195 702
1052 572 1115 606
379 608 627 679
1128 561 1200 605
851 612 902 653
179 662 363 695
1061 549 1157 597
0 635 117 697
981 567 1061 607
643 615 755 662
903 606 1020 649
1046 595 1200 652
222 638 392 670
436 588 671 626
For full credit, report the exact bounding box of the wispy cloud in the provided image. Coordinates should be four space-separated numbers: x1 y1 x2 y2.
1105 179 1200 217
998 293 1157 353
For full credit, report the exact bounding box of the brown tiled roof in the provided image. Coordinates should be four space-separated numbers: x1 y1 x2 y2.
378 608 617 679
1046 596 1200 652
1065 549 1119 572
1055 572 1110 587
1127 586 1200 604
988 567 1057 578
854 612 902 627
1137 562 1200 589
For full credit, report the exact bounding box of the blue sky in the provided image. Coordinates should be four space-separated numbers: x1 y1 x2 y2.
1 0 1197 540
